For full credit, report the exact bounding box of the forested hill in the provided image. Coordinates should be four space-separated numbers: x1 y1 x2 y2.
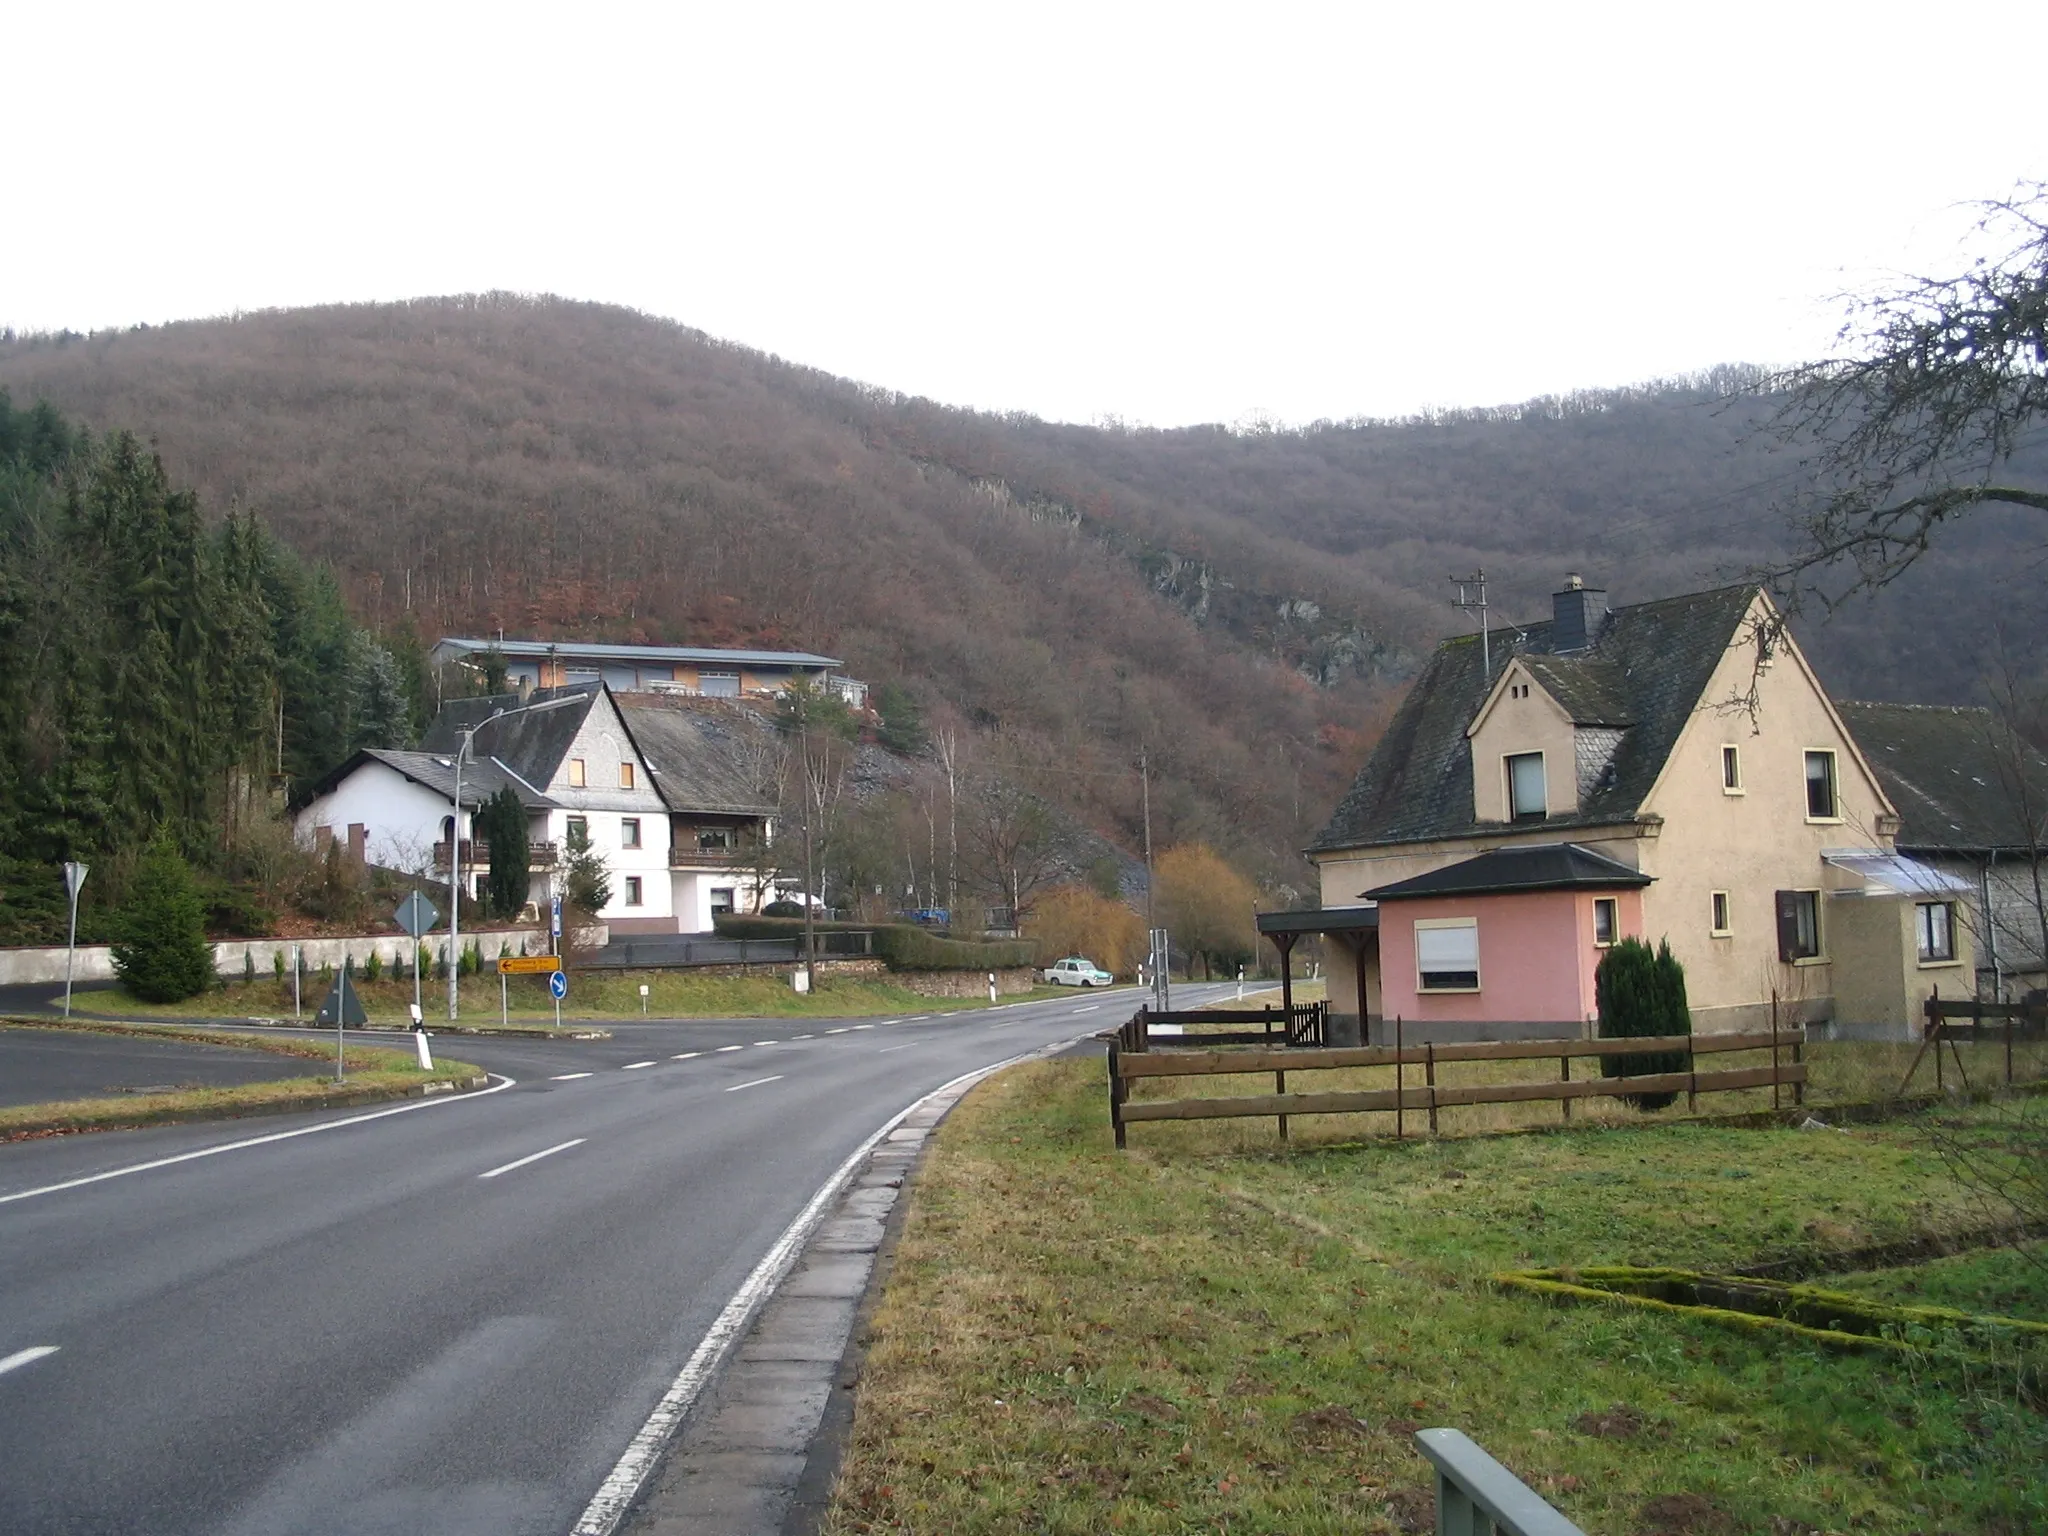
0 294 2025 885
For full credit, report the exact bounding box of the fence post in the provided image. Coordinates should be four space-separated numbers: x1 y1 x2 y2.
1560 1046 1571 1123
1107 1036 1126 1151
1771 989 1782 1111
1276 1063 1288 1143
1425 1041 1439 1135
2007 1013 2016 1088
1686 1014 1698 1114
1395 1014 1405 1141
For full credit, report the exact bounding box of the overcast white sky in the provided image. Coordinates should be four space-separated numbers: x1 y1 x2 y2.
7 1 2044 427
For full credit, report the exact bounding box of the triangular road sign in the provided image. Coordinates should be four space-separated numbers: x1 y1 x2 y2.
315 968 370 1029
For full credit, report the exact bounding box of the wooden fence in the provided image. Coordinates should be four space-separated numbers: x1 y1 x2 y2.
1108 1003 1326 1052
1902 988 2048 1094
1102 1024 1807 1148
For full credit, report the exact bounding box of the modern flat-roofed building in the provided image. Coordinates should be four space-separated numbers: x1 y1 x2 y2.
429 637 866 708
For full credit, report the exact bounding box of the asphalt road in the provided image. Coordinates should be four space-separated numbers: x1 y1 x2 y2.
0 1028 326 1109
0 981 1243 1535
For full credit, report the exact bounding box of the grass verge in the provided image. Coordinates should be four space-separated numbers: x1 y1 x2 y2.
0 1017 484 1139
824 1054 2046 1535
73 974 1098 1023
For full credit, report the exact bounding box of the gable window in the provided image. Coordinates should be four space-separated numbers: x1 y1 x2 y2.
620 762 635 789
1592 898 1617 947
568 758 587 788
1804 750 1838 820
1506 752 1546 821
1710 891 1731 936
1416 919 1480 991
621 817 641 849
1916 901 1955 963
1721 745 1743 794
1775 889 1822 962
624 876 643 907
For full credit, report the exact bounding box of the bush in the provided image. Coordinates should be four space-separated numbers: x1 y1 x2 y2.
111 836 216 1002
762 899 805 918
1595 935 1691 1111
363 948 384 982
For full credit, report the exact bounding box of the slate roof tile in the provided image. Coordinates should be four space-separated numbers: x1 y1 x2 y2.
1836 700 2048 853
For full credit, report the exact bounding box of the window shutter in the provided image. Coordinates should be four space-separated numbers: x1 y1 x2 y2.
1775 890 1798 962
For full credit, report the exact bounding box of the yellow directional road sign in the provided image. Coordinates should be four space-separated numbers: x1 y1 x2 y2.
498 955 563 975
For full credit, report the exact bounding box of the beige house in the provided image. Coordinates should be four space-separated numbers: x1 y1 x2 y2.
1305 579 1972 1041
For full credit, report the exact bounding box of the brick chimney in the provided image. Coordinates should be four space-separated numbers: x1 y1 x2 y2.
1552 573 1608 653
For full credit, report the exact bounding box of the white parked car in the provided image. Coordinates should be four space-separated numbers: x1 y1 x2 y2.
1044 956 1114 987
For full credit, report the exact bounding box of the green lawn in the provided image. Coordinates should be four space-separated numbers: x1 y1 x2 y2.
1830 1244 2048 1324
824 1055 2046 1535
80 972 1103 1023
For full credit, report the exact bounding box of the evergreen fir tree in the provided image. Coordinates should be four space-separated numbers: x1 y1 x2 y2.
111 834 215 1002
563 820 612 917
1595 935 1691 1111
478 786 530 918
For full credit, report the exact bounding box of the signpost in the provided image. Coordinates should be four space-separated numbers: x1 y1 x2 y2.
61 862 87 1019
497 953 566 1027
548 965 567 1030
393 892 440 1035
314 965 369 1081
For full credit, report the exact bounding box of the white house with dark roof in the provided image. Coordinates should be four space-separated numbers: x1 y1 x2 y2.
1302 577 1973 1041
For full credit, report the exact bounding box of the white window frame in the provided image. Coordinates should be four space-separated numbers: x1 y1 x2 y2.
1710 890 1731 937
1721 744 1743 795
1803 748 1840 822
1505 751 1547 821
1415 917 1480 993
1592 897 1617 947
1916 901 1957 964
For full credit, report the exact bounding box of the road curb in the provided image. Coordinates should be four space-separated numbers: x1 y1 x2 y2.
0 1072 494 1142
612 1038 1081 1536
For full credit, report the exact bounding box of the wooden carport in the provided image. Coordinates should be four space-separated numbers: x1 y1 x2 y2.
1255 906 1378 1047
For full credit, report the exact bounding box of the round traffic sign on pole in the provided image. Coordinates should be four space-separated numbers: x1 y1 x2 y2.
548 970 568 1000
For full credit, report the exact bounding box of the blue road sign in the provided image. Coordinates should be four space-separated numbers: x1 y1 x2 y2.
548 969 568 1000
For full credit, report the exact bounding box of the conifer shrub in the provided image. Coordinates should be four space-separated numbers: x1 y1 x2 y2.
1594 935 1692 1111
111 836 216 1002
363 947 384 982
273 949 286 984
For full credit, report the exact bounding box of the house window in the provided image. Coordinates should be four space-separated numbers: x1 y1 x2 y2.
1506 753 1546 821
624 876 643 906
699 827 733 851
1804 750 1838 819
566 815 588 845
1775 889 1821 962
1917 901 1955 962
1721 745 1742 793
569 758 587 788
1711 891 1731 936
1416 919 1480 991
710 886 736 915
699 671 741 698
621 817 641 849
1592 898 1617 947
620 762 635 789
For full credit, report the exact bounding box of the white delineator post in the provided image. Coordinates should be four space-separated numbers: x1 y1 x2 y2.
61 862 87 1019
988 970 997 1005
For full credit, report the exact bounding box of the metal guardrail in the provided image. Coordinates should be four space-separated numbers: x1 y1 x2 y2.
1413 1429 1584 1536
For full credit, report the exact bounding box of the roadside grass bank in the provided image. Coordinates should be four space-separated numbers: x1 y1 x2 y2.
1829 1243 2048 1322
824 1056 2045 1536
0 1017 484 1138
70 974 1098 1024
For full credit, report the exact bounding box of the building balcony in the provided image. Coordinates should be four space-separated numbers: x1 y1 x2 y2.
434 841 560 872
669 845 758 869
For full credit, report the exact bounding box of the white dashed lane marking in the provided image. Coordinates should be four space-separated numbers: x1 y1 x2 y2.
479 1140 586 1179
716 1045 745 1053
0 1347 59 1379
622 1061 656 1070
550 1073 593 1081
752 1040 778 1047
825 1028 850 1035
672 1052 700 1060
723 1076 784 1093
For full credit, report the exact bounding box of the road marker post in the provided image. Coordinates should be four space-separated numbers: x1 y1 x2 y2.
61 862 87 1019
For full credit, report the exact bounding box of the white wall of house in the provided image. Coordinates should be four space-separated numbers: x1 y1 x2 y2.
542 692 674 925
297 763 466 875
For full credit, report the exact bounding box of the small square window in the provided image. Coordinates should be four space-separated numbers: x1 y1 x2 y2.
1417 920 1480 991
620 762 635 789
624 876 643 906
1721 745 1742 793
1916 901 1954 962
566 815 588 845
621 817 641 849
1592 898 1617 946
1804 750 1838 819
1506 752 1546 821
1711 891 1731 935
568 758 587 788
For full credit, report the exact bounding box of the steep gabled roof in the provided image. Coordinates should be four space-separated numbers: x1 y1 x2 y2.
1311 583 1758 853
421 685 602 789
1364 842 1652 900
1837 700 2048 854
614 694 780 816
302 748 559 810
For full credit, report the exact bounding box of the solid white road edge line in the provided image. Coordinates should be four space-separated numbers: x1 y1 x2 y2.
722 1076 784 1093
569 1045 1057 1536
0 1074 519 1207
478 1139 586 1179
0 1346 59 1377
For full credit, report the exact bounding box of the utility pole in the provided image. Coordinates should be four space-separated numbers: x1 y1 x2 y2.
449 727 471 1020
801 719 818 997
1450 571 1491 682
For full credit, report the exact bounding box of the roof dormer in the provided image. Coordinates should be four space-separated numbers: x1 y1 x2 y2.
1467 656 1635 824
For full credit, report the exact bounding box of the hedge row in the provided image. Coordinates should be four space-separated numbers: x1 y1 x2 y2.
712 914 1039 972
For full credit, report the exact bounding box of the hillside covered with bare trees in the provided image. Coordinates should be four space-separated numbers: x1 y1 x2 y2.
2 293 2030 889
